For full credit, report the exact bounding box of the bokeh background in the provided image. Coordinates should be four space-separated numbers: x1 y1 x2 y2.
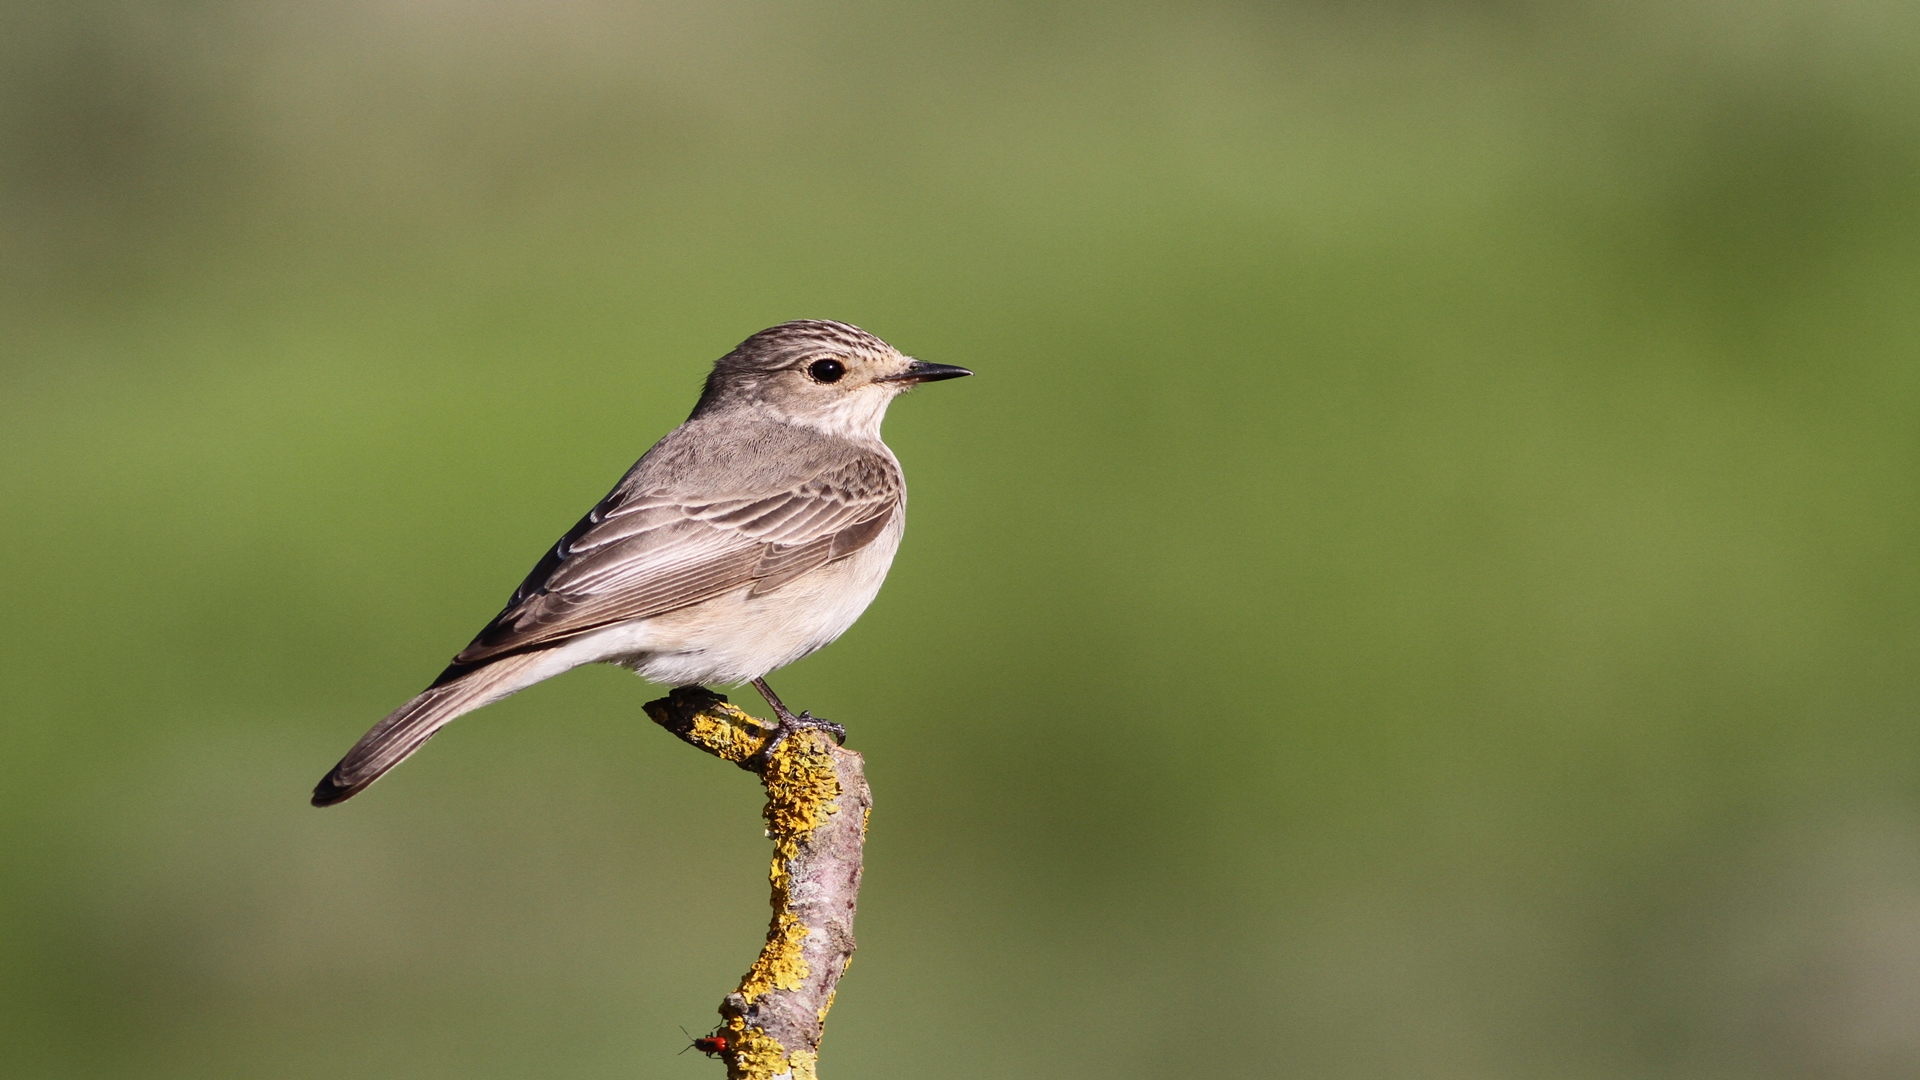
5 2 1920 1077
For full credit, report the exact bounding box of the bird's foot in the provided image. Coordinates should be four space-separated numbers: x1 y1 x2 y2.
746 676 846 765
750 709 847 767
786 710 847 746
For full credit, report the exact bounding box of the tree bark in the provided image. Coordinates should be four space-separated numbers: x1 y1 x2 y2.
644 686 871 1080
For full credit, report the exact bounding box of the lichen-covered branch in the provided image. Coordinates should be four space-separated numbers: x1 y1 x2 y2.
644 686 870 1080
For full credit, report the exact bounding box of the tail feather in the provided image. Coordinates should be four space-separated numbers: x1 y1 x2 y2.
312 652 550 807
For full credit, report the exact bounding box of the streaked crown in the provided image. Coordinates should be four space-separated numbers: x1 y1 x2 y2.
712 320 900 375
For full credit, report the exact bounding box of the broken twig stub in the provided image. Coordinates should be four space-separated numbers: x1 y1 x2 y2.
645 686 871 1080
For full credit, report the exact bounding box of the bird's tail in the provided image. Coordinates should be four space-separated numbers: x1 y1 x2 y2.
312 651 552 807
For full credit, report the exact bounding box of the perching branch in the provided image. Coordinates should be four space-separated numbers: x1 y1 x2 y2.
645 686 870 1080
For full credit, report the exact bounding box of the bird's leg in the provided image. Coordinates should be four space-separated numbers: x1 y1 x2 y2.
749 677 847 758
749 677 802 726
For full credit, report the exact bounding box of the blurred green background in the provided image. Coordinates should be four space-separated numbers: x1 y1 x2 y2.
5 2 1920 1077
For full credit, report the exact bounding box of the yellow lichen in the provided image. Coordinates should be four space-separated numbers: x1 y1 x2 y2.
737 912 811 999
719 1021 820 1080
733 729 843 1004
785 1049 819 1080
682 703 772 763
761 732 842 856
653 699 857 1079
722 1021 787 1078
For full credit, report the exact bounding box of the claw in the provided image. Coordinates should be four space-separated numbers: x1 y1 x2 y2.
795 712 848 745
745 677 847 766
751 710 847 768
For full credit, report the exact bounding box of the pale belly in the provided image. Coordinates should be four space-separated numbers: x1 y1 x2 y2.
550 515 904 687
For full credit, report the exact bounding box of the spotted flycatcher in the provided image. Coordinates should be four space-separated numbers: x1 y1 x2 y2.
312 320 970 805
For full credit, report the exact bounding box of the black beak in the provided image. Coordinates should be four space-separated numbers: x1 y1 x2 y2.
879 360 973 384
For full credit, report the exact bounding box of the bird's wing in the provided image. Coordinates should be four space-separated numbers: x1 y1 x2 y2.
449 448 902 666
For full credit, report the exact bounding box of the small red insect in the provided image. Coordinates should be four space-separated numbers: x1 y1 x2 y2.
679 1026 731 1059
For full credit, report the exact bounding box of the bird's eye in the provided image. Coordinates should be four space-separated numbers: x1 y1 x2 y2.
808 359 847 383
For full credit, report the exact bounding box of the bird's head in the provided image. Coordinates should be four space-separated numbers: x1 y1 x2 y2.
693 320 971 439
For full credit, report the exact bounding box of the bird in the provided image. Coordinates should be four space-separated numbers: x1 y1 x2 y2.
311 320 971 806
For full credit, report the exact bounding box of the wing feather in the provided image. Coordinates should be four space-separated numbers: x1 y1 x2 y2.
451 438 901 666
